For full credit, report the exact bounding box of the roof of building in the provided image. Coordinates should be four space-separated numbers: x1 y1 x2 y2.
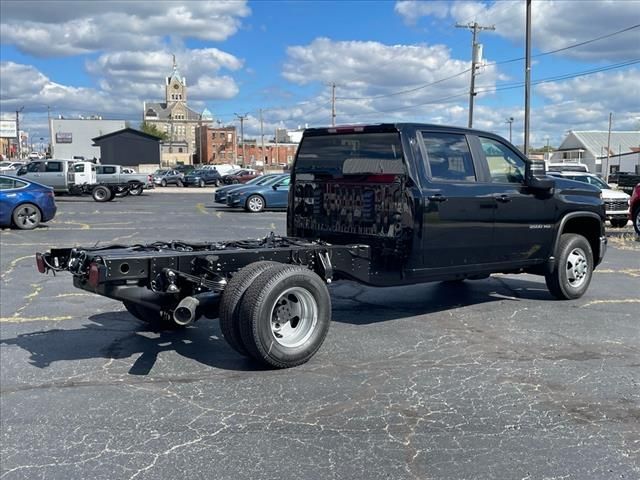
201 108 213 121
560 131 640 158
144 102 201 121
92 127 163 143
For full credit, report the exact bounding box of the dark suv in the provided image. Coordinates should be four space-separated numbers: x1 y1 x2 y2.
183 169 222 187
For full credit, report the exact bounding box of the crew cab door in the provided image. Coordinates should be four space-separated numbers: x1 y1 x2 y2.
419 131 496 270
35 160 67 191
97 165 118 184
473 135 556 263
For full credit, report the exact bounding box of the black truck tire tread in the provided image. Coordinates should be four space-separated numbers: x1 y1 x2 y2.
92 185 111 202
545 233 593 300
238 264 331 368
218 261 280 356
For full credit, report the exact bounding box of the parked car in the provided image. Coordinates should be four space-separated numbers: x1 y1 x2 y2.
0 161 25 173
0 174 57 229
214 174 282 204
183 169 222 187
153 169 184 187
16 159 76 193
96 165 149 194
174 164 195 175
226 174 290 212
548 171 630 227
202 163 239 175
221 168 261 185
629 183 640 235
547 162 589 173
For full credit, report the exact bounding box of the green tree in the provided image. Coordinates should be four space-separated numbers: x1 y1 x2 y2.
140 121 169 140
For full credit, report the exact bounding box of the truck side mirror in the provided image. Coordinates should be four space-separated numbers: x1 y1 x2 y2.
525 160 554 191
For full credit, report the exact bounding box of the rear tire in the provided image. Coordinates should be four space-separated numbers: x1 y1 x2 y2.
92 185 111 202
545 233 593 300
129 184 143 196
219 261 280 356
12 203 41 230
239 264 331 368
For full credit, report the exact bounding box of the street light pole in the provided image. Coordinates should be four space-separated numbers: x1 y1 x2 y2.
506 117 514 143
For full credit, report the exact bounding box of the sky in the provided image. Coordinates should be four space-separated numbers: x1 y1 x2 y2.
1 0 639 148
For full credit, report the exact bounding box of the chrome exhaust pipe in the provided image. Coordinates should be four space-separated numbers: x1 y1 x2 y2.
173 296 200 326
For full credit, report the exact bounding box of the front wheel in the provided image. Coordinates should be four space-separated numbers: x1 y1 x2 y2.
160 179 167 187
92 185 111 202
633 209 640 236
199 179 205 188
239 264 331 368
12 203 41 230
545 233 593 300
246 195 265 213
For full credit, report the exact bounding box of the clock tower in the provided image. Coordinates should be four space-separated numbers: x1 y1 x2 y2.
166 55 187 104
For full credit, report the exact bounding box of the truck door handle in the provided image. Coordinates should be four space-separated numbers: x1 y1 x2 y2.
495 194 511 203
428 194 447 203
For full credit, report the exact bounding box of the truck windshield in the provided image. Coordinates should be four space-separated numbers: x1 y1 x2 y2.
295 132 405 178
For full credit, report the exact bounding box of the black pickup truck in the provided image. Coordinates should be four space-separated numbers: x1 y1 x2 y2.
36 124 607 368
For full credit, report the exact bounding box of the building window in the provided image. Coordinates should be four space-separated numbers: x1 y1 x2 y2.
178 147 183 153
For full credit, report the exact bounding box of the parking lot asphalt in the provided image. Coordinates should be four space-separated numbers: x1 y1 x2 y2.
1 190 639 480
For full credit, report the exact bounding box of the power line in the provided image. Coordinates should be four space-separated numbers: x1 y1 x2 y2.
488 23 640 67
475 59 640 94
336 69 471 101
331 23 639 103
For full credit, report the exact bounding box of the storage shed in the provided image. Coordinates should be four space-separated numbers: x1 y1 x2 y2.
92 128 161 172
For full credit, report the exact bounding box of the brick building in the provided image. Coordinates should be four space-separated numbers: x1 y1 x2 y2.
242 141 298 169
197 125 237 165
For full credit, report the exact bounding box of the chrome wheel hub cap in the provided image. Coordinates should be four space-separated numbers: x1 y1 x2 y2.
566 248 588 288
270 287 317 348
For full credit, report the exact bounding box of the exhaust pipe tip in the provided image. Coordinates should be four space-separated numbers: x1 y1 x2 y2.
173 296 200 326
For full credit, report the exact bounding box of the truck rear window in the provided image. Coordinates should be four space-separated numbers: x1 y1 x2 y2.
295 132 405 178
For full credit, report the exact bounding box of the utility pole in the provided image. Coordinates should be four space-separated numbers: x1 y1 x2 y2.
605 112 613 182
524 0 532 156
47 105 52 157
234 113 248 166
331 83 336 127
15 107 24 160
456 22 494 128
259 108 265 166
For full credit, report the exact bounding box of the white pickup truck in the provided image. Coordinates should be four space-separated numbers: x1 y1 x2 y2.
95 165 151 195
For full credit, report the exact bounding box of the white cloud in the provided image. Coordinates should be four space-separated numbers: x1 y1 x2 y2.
395 0 640 61
0 1 251 57
281 37 498 122
86 49 243 101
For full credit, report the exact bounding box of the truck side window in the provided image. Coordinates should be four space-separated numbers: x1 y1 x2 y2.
27 162 43 172
74 164 85 173
480 137 525 184
45 162 62 173
104 166 116 174
421 132 476 182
